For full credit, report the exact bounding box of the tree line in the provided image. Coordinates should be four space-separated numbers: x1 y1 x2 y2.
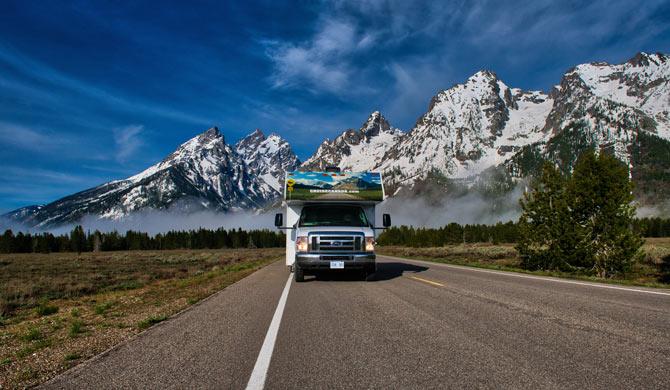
2 215 668 255
0 227 285 254
377 222 520 247
377 217 670 248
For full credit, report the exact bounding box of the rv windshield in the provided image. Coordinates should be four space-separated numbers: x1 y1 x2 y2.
299 205 369 227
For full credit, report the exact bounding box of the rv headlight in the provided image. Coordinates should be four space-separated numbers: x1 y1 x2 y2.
365 237 375 252
296 236 309 252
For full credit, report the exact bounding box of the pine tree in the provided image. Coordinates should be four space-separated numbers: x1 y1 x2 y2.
517 151 643 277
70 225 86 254
517 163 575 270
0 229 14 253
568 151 643 277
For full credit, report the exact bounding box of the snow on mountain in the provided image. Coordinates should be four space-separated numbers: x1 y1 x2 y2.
6 128 275 228
378 71 553 183
508 52 670 173
301 111 404 172
235 129 300 192
4 52 669 228
572 52 669 138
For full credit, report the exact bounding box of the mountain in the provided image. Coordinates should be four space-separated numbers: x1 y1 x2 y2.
377 70 553 184
5 128 281 228
235 129 300 192
301 111 404 171
4 52 669 228
310 53 669 203
505 52 670 201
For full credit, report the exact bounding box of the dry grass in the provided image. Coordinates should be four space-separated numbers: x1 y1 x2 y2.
642 237 670 264
0 248 282 389
378 238 670 288
379 243 519 266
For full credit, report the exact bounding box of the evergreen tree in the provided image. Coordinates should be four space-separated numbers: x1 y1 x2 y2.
517 152 643 277
0 229 15 253
516 163 576 270
567 151 643 277
70 225 86 254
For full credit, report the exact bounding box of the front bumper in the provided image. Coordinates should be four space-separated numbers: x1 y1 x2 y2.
296 252 376 271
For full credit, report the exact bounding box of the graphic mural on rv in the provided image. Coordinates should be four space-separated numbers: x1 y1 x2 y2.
284 171 384 202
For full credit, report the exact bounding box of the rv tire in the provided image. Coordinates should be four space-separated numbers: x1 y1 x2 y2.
294 264 305 282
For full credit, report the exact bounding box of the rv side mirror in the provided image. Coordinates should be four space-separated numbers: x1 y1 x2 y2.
274 213 283 228
383 214 391 228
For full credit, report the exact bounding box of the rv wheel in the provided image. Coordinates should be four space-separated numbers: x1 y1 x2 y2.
294 264 305 282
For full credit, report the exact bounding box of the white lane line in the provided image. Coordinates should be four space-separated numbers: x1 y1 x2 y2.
381 255 670 297
245 274 292 390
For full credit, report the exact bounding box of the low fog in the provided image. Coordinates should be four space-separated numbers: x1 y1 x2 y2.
0 208 278 236
377 186 524 228
3 183 665 235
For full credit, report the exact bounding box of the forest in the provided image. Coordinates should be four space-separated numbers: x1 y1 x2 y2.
0 217 668 253
0 227 285 254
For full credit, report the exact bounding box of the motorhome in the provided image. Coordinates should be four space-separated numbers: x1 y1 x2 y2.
274 169 391 282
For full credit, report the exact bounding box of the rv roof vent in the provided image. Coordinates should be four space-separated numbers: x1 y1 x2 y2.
325 166 341 173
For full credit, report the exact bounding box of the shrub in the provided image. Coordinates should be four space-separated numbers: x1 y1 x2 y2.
64 353 81 361
22 327 43 341
660 255 670 283
94 302 113 315
69 320 84 337
138 314 167 330
36 302 59 317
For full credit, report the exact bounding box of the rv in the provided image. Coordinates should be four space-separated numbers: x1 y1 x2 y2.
274 169 391 282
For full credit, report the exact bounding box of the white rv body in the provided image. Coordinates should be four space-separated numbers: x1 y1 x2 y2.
284 203 376 267
275 170 390 282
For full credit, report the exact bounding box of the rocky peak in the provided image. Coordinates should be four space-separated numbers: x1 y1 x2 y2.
301 111 403 172
236 129 265 149
628 52 667 67
235 129 300 192
200 126 224 143
360 111 394 139
468 69 498 83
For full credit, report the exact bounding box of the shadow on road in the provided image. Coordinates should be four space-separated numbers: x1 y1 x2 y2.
370 262 429 281
306 262 429 282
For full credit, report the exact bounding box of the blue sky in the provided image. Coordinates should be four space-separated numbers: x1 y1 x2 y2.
1 0 669 212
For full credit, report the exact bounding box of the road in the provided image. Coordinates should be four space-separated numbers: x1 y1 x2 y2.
43 255 670 389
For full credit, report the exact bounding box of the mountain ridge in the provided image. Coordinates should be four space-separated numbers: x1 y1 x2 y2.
4 51 670 228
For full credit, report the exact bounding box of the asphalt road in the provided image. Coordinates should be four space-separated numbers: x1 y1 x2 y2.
43 255 670 389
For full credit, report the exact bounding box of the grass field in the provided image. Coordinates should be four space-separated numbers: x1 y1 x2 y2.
378 238 670 288
0 248 283 389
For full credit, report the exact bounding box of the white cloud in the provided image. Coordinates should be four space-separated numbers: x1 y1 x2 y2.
113 124 144 163
265 19 376 94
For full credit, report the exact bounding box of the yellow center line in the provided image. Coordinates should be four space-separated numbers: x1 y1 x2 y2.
408 275 445 287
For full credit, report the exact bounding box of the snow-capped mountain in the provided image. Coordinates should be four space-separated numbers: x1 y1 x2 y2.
301 111 404 171
4 52 669 228
7 128 276 227
235 129 300 192
377 71 553 184
507 52 669 177
311 53 669 197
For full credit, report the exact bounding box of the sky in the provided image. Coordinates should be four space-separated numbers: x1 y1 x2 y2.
0 0 669 212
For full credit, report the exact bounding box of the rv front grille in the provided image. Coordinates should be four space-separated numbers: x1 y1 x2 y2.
309 233 364 253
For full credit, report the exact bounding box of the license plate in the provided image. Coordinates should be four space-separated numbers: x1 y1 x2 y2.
330 261 344 269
